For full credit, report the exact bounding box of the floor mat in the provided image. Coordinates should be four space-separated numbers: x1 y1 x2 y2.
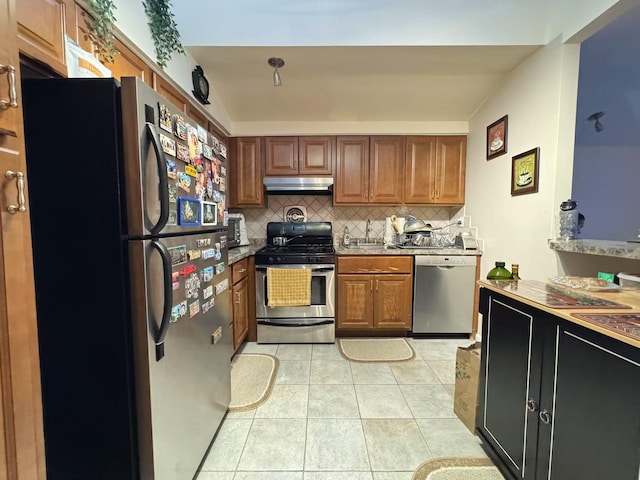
413 457 504 480
338 338 415 362
228 354 279 411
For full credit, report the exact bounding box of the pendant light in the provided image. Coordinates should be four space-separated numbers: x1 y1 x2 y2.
588 111 605 132
268 57 285 87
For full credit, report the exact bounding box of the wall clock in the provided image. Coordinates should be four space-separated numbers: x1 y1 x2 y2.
192 65 211 105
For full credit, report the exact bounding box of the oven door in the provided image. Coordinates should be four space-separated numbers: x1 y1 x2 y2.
255 264 335 319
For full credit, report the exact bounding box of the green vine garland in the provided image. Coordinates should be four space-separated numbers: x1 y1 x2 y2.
142 0 185 69
85 0 119 63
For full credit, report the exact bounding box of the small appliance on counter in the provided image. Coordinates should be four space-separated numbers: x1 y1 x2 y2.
455 233 479 250
227 213 250 248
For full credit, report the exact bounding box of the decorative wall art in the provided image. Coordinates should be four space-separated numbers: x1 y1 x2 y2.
511 147 540 196
486 115 508 160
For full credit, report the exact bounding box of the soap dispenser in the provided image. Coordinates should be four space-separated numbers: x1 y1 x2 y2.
342 226 351 247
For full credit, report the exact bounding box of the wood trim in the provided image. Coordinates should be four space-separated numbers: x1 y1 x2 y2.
337 255 412 274
247 256 257 342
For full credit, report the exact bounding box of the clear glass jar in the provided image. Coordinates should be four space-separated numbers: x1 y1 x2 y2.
559 200 579 239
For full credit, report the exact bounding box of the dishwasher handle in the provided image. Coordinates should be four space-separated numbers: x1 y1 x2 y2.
414 255 477 267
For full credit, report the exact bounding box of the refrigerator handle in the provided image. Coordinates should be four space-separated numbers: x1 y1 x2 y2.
150 240 173 361
145 122 170 234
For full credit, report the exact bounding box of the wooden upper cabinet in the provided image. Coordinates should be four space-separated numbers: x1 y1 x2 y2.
405 136 466 205
405 136 436 204
435 136 466 205
334 136 369 204
186 102 208 130
234 137 264 207
370 136 404 204
299 136 333 175
109 39 153 86
17 0 66 75
265 137 298 175
64 2 96 55
152 73 187 113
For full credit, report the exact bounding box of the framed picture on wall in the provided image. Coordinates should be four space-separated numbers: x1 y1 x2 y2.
511 147 540 196
486 115 508 160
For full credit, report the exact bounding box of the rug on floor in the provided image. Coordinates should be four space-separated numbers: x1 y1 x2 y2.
338 338 415 362
228 353 279 411
413 458 504 480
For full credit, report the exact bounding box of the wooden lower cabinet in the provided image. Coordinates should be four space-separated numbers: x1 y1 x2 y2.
231 257 250 353
336 256 413 331
478 288 640 480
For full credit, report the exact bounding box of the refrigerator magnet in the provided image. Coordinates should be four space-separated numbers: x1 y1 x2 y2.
201 248 216 260
166 159 177 179
212 326 222 345
215 279 229 295
197 125 207 143
203 285 213 300
196 238 211 247
223 210 229 227
193 155 204 173
178 197 200 226
215 262 225 275
220 165 226 177
167 210 177 226
219 177 226 193
168 184 178 203
168 245 187 266
189 300 200 318
212 137 220 155
202 266 214 282
201 201 217 226
177 172 191 192
185 164 197 178
176 143 189 163
206 177 214 199
171 300 187 323
185 273 201 299
219 143 227 159
158 103 172 133
160 133 176 157
202 143 213 160
174 114 187 140
187 125 198 160
202 298 214 315
220 236 227 249
187 249 201 260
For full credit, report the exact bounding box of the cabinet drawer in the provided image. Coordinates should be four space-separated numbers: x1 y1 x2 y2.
232 258 249 285
337 256 412 274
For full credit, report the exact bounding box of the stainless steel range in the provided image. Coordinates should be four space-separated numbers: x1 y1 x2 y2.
255 222 335 344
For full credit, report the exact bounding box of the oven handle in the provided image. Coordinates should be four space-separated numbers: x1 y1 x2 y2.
256 267 334 272
257 320 334 327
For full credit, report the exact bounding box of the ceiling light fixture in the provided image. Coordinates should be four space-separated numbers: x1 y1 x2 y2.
587 111 605 132
268 57 285 87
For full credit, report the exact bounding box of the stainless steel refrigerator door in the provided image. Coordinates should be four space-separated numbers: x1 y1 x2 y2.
128 232 231 480
120 77 228 237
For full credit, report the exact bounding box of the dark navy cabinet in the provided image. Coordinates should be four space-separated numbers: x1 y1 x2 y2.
478 288 640 480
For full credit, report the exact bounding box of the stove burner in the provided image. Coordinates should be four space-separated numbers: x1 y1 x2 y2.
258 221 336 265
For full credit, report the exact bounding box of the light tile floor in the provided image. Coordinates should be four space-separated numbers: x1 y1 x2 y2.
198 338 488 480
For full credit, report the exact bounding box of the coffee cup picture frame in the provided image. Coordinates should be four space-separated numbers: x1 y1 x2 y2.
487 115 508 160
511 147 540 196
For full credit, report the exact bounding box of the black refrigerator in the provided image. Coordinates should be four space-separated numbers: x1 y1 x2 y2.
21 77 231 480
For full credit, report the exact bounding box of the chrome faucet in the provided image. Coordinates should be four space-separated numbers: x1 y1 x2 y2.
365 219 372 243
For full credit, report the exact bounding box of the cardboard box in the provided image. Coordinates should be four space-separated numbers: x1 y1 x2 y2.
454 342 482 433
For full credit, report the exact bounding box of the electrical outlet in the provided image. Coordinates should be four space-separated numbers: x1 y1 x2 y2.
461 216 471 228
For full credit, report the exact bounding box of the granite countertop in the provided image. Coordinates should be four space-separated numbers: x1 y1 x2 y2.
228 239 265 265
336 245 482 256
479 279 640 349
548 238 640 260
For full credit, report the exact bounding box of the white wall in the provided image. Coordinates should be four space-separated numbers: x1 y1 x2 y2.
111 0 232 132
231 121 468 136
465 39 580 280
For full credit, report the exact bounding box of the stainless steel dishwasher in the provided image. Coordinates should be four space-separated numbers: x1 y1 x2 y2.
412 256 476 334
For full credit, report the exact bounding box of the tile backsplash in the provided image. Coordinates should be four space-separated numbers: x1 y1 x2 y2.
233 195 467 243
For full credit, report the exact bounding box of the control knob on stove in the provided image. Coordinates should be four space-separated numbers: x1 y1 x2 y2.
268 257 274 263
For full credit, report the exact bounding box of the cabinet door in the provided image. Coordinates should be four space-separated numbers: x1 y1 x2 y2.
17 0 66 75
479 292 542 479
405 136 436 204
337 275 374 328
373 274 412 328
152 73 188 112
110 38 153 86
234 137 264 207
186 102 209 130
299 136 333 175
0 1 46 475
64 1 96 56
265 137 298 175
537 325 640 480
232 277 250 351
434 136 466 205
334 136 369 204
369 136 404 204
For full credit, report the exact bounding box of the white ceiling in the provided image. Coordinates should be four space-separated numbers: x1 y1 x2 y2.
188 46 540 122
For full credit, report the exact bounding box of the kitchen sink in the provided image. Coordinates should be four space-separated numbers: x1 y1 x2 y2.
343 238 385 249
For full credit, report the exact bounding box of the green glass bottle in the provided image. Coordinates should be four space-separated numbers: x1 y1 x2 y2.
487 261 512 280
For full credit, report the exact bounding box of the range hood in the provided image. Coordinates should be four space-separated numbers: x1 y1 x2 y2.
263 177 333 195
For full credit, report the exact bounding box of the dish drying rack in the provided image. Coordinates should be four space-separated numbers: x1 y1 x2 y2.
394 231 457 249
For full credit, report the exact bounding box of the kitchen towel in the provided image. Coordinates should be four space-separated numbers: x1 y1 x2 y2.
267 267 312 307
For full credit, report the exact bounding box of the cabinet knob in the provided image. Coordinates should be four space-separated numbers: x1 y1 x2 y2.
526 398 538 412
539 409 552 424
